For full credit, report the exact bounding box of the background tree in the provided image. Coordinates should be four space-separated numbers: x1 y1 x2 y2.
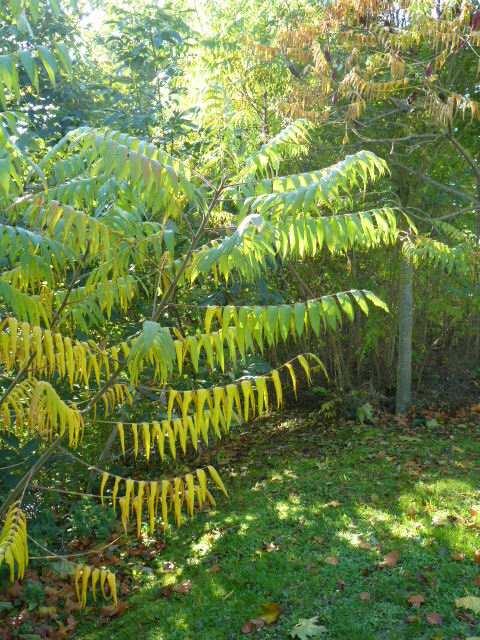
233 0 480 412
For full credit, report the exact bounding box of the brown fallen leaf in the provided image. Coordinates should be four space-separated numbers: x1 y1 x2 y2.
407 507 417 517
359 592 371 601
426 612 443 626
407 594 425 609
406 614 422 623
475 550 480 566
312 536 325 544
172 580 192 594
352 534 371 550
241 618 266 634
209 563 220 574
379 550 400 568
337 579 346 591
453 551 465 562
259 603 281 624
64 599 81 613
323 501 341 508
100 601 128 619
474 575 480 586
323 556 339 566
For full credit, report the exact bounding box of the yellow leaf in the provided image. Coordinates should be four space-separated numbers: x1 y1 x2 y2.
131 423 138 459
455 596 480 615
100 472 109 507
271 370 283 408
207 466 229 497
117 423 125 458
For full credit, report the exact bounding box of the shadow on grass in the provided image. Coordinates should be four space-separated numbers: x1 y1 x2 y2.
79 416 480 640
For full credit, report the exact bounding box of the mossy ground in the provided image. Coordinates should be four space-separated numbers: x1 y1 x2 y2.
79 409 480 640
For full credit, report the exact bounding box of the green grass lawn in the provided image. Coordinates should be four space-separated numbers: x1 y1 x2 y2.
78 410 480 640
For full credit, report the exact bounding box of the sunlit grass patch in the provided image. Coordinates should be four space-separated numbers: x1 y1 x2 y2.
78 414 480 640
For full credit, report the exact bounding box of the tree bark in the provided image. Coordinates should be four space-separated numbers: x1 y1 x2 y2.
396 258 413 414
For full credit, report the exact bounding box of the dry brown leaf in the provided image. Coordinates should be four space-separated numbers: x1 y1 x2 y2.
209 563 220 574
323 556 339 566
100 601 128 619
453 551 465 562
64 599 81 613
379 550 400 568
324 501 341 508
426 612 443 626
172 580 192 594
407 594 425 609
406 614 422 623
474 575 480 586
352 534 371 550
359 592 371 601
242 618 266 634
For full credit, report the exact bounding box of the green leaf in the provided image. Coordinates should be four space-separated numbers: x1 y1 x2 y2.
279 305 292 342
142 320 160 352
38 45 57 87
19 49 38 92
289 616 327 639
54 42 73 78
293 302 306 337
0 158 10 197
364 290 389 313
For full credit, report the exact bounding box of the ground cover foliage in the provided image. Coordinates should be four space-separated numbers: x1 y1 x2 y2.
76 407 480 639
1 0 480 637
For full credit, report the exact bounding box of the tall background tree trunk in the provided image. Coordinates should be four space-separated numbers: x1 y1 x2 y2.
396 258 413 413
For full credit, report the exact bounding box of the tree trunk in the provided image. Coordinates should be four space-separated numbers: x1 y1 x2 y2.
396 258 413 414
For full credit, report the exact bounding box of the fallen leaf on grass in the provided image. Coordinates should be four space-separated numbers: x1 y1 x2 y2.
474 575 480 586
379 550 400 568
406 615 422 623
323 501 341 509
259 603 281 624
37 606 57 618
455 596 480 615
359 592 371 601
407 594 425 608
241 603 281 633
352 534 371 550
172 580 192 594
323 556 339 566
242 618 266 634
100 601 128 619
119 580 130 595
426 612 443 625
475 550 480 566
453 551 465 562
432 514 449 527
209 563 220 574
289 616 327 639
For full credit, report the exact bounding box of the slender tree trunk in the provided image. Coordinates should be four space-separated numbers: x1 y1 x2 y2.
396 258 413 414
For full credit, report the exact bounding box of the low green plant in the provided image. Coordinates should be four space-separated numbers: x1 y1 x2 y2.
67 497 115 540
